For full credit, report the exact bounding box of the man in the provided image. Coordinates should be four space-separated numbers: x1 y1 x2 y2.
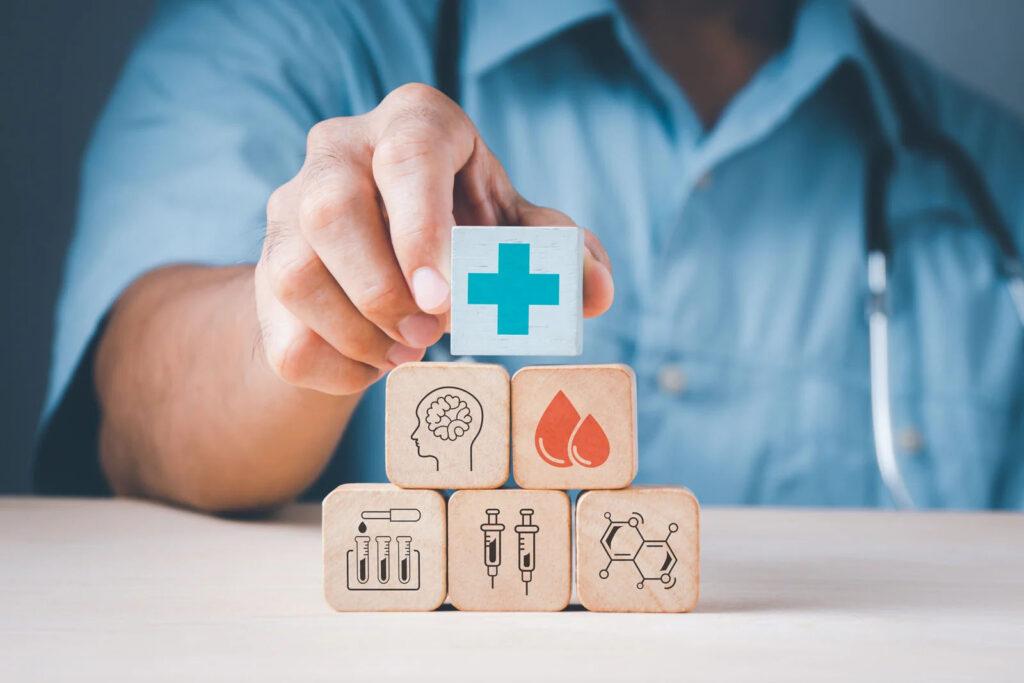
37 0 1024 511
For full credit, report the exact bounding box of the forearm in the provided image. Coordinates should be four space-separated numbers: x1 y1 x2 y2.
95 264 359 512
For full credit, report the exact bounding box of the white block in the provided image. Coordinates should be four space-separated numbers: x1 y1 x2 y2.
450 226 583 356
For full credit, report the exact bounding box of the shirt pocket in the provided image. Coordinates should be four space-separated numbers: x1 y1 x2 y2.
637 355 881 506
638 350 1015 508
888 390 1016 508
885 211 1023 508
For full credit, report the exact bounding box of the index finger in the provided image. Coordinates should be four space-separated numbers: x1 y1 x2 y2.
370 84 479 315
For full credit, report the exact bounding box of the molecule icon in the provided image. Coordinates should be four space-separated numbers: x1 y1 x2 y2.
598 512 678 589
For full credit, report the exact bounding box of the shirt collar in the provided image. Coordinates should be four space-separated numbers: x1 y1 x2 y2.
684 0 901 168
463 0 616 75
461 0 900 144
794 0 901 144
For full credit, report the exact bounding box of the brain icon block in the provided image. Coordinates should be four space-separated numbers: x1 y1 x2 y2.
425 394 473 441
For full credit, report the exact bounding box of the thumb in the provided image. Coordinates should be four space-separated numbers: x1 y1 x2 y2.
515 200 615 319
454 146 615 320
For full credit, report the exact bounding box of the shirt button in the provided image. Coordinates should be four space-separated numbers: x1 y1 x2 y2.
897 427 924 455
657 364 687 396
695 170 713 190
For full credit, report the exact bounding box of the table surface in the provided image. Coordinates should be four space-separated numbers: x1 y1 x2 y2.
2 498 1023 682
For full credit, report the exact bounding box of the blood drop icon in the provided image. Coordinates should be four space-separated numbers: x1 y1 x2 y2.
534 391 578 468
534 391 609 469
569 414 610 468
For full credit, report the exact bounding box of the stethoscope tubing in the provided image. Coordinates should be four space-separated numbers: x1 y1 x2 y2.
867 251 916 509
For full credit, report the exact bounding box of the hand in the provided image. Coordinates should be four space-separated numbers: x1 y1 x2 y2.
255 83 615 395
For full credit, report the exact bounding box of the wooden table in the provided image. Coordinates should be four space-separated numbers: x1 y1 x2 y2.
2 498 1022 681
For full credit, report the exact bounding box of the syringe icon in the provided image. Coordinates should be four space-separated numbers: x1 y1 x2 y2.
515 508 539 596
480 509 504 589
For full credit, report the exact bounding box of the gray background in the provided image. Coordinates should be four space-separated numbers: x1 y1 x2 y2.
2 0 1022 493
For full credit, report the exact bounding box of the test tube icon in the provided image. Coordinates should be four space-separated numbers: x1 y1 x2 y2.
515 509 539 596
396 536 413 584
355 536 371 584
480 509 505 589
376 536 391 585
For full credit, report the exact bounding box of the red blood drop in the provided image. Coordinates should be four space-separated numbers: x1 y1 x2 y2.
570 414 610 468
535 391 579 468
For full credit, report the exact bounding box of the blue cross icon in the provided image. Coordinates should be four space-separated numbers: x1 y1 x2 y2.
467 243 560 335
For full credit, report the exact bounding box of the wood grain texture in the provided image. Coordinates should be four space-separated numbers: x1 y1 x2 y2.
450 226 582 356
576 487 700 613
323 484 446 611
448 489 571 611
512 364 637 490
6 500 1024 681
385 362 509 489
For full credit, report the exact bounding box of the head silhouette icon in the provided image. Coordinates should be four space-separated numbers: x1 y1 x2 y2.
411 387 483 472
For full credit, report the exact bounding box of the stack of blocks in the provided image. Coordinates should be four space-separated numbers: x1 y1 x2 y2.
323 227 700 613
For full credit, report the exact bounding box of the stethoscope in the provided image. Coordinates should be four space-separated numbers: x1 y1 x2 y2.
432 0 1024 508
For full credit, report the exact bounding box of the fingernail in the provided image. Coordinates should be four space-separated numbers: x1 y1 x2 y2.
397 313 442 348
411 267 450 312
585 244 612 273
386 343 424 367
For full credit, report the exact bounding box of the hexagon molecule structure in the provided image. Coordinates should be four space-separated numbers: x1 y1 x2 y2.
599 512 678 589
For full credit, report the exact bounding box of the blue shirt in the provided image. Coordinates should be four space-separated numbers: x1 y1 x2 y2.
41 0 1024 508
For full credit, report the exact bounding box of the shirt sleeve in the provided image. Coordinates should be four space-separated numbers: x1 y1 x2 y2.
34 0 354 493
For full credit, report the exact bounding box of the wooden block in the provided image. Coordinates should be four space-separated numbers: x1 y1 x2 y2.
323 484 446 612
386 362 509 489
450 226 583 356
511 364 638 490
447 489 571 611
576 486 700 613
